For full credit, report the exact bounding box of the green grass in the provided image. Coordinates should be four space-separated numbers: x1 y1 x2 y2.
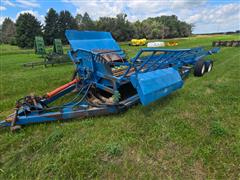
0 34 240 179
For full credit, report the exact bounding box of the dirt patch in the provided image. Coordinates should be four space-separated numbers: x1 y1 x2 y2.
194 34 223 38
180 111 196 120
205 88 214 95
190 160 207 180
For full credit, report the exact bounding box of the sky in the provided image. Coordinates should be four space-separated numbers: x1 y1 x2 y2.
0 0 240 34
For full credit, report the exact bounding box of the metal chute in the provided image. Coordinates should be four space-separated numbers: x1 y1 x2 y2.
130 68 183 105
65 30 126 58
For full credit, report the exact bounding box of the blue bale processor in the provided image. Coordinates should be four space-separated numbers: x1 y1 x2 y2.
0 30 220 131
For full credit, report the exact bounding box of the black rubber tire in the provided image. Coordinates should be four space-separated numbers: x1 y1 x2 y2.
194 60 206 77
204 60 213 73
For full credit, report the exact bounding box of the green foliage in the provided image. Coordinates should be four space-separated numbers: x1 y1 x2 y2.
11 9 193 47
112 91 121 102
210 121 227 137
58 10 78 44
44 8 59 45
97 16 116 32
132 20 145 38
16 13 42 48
96 13 134 41
80 12 96 30
105 143 123 156
116 14 135 41
75 13 83 28
80 13 192 41
46 130 64 144
139 15 192 39
1 17 16 44
141 19 165 39
0 29 2 44
10 37 17 45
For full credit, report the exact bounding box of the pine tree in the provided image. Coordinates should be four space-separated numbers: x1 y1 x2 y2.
2 17 16 44
58 10 78 44
44 8 59 45
16 13 42 48
81 12 95 30
75 13 83 29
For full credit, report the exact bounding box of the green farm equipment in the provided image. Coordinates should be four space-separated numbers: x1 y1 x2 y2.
23 37 70 67
53 39 64 55
34 36 46 56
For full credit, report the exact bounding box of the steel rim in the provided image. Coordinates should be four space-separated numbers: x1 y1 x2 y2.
201 65 205 74
208 63 212 72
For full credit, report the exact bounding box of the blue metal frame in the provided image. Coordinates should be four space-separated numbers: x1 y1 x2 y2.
0 30 220 128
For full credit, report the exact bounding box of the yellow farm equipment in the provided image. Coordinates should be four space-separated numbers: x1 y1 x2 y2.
130 38 147 46
166 42 178 46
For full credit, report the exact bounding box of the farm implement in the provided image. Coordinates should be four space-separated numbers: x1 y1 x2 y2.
0 30 220 131
23 37 70 68
212 40 240 47
147 41 178 47
167 42 178 46
130 38 147 46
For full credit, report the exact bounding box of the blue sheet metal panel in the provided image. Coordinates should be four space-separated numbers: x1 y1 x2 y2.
130 68 183 105
65 30 125 57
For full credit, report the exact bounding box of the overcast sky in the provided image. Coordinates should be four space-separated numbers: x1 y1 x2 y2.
1 0 240 34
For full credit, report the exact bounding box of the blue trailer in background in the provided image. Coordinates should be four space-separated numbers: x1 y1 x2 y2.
0 30 220 131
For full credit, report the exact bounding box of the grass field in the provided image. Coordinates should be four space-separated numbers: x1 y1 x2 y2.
0 34 240 179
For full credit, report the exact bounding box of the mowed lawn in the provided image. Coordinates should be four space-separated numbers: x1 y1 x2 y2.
0 34 239 179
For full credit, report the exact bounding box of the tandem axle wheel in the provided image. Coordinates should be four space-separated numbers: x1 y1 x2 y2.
194 60 213 77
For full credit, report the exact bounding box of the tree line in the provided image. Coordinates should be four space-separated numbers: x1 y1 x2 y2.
0 8 193 48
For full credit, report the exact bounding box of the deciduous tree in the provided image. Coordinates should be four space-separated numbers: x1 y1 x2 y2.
2 17 16 45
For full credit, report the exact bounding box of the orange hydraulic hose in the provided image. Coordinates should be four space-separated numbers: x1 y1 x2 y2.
46 79 78 98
